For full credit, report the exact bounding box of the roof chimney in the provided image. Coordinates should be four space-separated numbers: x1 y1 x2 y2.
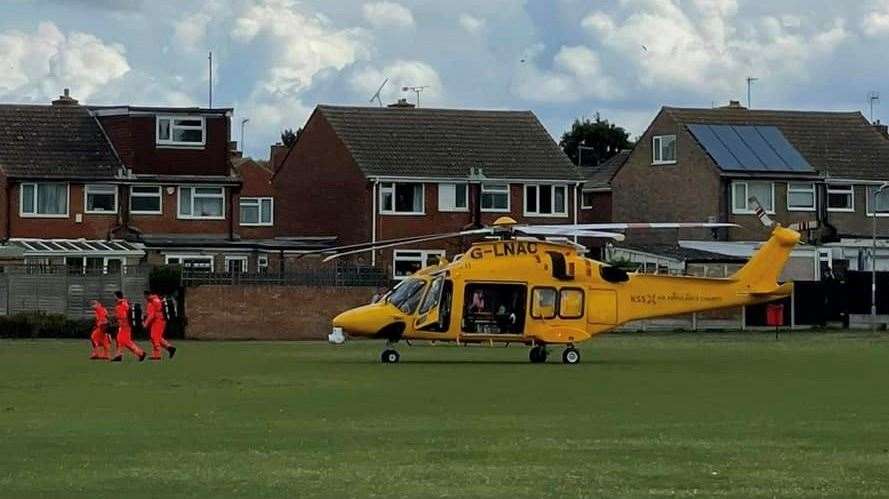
52 88 79 106
874 120 889 140
720 100 746 110
387 98 416 109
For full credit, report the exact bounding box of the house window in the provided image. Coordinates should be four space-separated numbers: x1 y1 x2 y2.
178 186 225 219
224 256 248 273
731 181 774 214
652 135 677 165
257 255 269 273
380 183 424 214
480 183 509 212
525 184 568 216
165 255 214 271
438 183 468 212
84 184 117 214
157 116 205 147
866 186 889 216
130 186 163 214
20 183 68 217
240 197 273 226
393 249 445 280
787 182 816 211
827 184 854 212
581 190 597 209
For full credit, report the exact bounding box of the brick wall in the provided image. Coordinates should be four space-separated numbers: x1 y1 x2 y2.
235 160 276 240
8 182 120 239
186 284 375 340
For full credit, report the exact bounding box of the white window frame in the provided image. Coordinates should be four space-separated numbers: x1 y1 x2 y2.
581 189 598 210
480 183 510 213
437 183 468 212
524 184 569 217
392 249 445 280
224 255 249 273
826 184 855 213
84 184 118 215
786 182 816 212
257 255 270 273
165 254 215 271
130 185 163 215
19 183 69 218
156 115 206 147
652 135 677 165
177 186 226 220
731 181 775 215
239 197 274 226
379 182 425 215
866 185 889 217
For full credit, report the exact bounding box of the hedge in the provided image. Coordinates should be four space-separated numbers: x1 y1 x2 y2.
0 312 92 339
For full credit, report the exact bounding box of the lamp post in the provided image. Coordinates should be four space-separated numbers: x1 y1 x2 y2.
871 182 889 332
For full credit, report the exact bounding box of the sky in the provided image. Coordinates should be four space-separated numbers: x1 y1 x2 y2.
2 0 889 159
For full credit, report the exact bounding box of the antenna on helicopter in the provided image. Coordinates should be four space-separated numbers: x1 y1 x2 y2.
370 78 388 108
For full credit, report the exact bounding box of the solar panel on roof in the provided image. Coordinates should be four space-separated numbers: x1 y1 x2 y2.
686 124 743 170
733 126 787 171
687 124 814 173
755 126 813 172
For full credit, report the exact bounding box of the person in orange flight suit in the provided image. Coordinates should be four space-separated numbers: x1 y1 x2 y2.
111 291 146 362
89 300 112 360
144 290 176 360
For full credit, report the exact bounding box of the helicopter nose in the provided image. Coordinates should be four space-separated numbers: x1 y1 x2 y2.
332 306 375 337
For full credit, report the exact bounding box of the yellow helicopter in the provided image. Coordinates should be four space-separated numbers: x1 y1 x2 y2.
319 200 799 364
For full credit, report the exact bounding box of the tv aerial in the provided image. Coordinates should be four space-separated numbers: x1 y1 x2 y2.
370 78 388 107
402 85 429 107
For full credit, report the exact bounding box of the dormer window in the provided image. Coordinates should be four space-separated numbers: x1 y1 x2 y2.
157 116 205 147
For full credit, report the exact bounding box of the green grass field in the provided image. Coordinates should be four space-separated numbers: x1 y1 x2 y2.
2 333 889 498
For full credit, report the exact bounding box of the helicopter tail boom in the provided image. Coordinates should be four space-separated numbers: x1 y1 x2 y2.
730 225 800 294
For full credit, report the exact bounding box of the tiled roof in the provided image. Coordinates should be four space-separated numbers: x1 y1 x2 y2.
664 106 889 180
582 150 631 189
0 104 121 179
317 105 582 181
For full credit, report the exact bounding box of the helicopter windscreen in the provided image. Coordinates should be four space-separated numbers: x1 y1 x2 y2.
386 278 428 314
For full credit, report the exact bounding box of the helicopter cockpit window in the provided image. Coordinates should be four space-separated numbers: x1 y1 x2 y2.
530 287 558 320
462 283 526 334
418 276 444 315
387 278 427 315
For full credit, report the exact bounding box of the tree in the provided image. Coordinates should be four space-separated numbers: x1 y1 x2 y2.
281 128 302 148
559 114 632 167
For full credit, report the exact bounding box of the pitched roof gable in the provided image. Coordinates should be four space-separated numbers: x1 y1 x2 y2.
664 106 889 180
0 104 121 179
317 105 581 181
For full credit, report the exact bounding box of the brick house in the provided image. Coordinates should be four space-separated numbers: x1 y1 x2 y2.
0 91 303 273
273 103 584 278
611 101 889 277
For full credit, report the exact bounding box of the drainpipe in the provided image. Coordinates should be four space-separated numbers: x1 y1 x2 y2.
4 181 11 241
371 179 378 266
228 186 237 241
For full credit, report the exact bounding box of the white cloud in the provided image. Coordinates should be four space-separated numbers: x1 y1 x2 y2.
458 13 486 34
362 2 415 29
862 2 889 37
350 60 443 106
0 21 130 101
582 1 848 95
512 44 620 103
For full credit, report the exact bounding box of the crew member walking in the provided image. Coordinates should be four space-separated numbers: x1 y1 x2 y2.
111 291 146 362
144 290 176 360
89 300 111 360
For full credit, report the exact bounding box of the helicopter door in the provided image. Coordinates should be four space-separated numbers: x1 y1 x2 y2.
415 276 451 332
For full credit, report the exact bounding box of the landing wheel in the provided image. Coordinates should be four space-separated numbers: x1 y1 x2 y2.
529 345 548 363
562 347 580 365
381 349 400 364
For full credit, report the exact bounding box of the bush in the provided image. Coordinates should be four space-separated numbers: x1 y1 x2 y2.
0 312 92 339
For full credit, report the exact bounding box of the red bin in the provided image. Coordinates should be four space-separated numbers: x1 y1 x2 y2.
766 303 784 326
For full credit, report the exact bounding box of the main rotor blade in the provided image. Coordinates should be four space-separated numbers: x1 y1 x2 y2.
297 230 490 258
321 229 492 263
518 227 625 241
521 222 738 231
